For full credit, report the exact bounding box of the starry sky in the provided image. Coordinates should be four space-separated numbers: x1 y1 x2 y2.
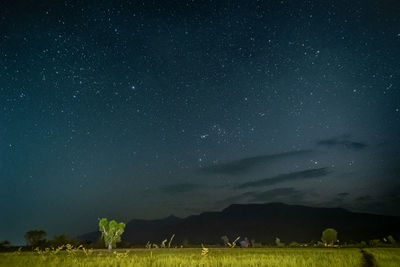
1 0 400 245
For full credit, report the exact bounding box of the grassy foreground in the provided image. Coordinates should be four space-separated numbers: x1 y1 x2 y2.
0 247 399 267
364 248 400 267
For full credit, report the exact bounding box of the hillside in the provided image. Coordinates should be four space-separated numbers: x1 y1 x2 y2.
79 203 400 244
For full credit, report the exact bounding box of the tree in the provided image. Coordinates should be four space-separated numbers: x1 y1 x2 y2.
321 228 338 245
98 218 125 250
25 230 46 247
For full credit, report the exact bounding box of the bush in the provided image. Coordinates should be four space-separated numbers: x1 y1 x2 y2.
369 239 382 247
49 235 81 248
289 242 300 247
387 235 396 245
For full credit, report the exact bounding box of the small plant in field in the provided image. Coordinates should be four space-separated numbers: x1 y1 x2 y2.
14 247 22 255
145 241 151 249
221 236 229 247
113 250 129 258
65 244 78 256
34 247 42 255
201 244 209 256
161 239 168 248
229 236 240 248
221 235 240 248
168 234 175 248
51 245 64 255
82 247 93 256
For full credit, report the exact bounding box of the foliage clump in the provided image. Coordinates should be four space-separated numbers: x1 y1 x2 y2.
321 228 338 246
98 218 126 250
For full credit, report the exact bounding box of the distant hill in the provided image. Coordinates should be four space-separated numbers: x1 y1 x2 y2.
78 203 400 245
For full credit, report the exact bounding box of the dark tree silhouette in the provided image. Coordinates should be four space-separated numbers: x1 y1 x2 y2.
25 230 46 247
321 228 338 245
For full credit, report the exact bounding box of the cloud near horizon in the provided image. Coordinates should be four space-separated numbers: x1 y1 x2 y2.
235 167 330 189
199 150 313 175
213 187 309 208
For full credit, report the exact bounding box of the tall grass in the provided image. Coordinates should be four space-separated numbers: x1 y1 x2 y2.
365 248 400 267
0 247 373 267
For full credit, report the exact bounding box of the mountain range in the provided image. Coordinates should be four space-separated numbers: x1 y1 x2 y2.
79 202 400 245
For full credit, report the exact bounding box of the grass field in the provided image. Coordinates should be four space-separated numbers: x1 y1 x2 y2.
0 247 399 266
364 248 400 267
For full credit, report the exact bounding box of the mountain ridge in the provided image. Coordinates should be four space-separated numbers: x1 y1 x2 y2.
78 202 400 244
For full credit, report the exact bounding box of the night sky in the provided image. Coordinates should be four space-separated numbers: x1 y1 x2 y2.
1 0 400 245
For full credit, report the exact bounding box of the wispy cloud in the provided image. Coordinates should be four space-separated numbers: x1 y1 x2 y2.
242 187 303 202
199 150 312 175
317 135 368 150
236 167 330 189
213 187 308 208
337 192 350 198
355 195 374 202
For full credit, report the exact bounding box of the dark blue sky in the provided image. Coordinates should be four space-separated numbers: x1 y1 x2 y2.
1 0 400 245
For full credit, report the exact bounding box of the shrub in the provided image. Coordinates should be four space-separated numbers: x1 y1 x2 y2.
387 235 396 245
289 242 300 247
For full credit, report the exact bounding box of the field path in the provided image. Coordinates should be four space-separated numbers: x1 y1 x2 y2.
361 249 377 267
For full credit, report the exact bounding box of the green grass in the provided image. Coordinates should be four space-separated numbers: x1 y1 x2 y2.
365 248 400 267
0 248 376 267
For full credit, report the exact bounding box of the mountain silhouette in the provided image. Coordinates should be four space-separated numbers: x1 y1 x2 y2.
79 203 400 244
